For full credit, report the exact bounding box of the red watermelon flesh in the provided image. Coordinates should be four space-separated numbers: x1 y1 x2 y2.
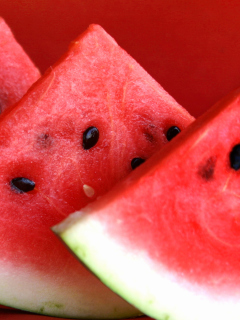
55 88 240 320
0 17 40 113
0 24 193 318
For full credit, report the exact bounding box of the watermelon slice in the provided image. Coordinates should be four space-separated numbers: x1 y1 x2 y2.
0 17 40 112
0 24 193 318
54 87 240 320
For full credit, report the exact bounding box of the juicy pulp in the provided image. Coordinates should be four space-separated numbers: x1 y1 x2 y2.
0 24 193 318
0 17 40 112
54 88 240 320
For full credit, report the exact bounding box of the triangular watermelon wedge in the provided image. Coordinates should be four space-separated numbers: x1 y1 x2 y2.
0 17 40 112
54 88 240 320
0 25 193 318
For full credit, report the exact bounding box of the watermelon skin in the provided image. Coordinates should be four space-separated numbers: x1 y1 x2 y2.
0 24 193 318
0 17 40 113
55 88 240 320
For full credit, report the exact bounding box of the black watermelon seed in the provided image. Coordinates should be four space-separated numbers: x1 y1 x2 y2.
166 126 181 141
230 144 240 170
83 127 99 150
10 177 35 194
131 158 145 170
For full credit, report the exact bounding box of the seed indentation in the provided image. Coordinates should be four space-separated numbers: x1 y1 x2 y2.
37 133 52 148
198 157 216 181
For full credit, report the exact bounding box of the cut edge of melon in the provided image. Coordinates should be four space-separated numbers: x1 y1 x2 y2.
54 211 240 320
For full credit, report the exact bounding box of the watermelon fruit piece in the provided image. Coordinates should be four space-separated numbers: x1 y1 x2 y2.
0 17 40 113
54 87 240 320
0 24 193 318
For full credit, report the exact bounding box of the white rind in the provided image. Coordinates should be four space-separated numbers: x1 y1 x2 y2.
0 258 140 318
56 211 240 320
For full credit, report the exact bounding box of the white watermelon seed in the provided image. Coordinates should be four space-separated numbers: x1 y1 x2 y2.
83 184 95 198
